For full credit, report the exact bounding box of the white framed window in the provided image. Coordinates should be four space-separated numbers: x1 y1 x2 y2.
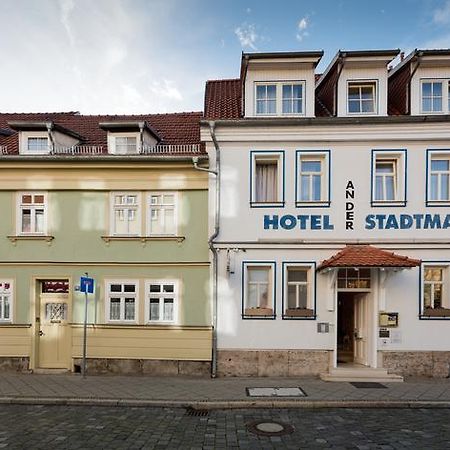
421 81 443 113
27 137 49 153
337 268 371 290
242 262 275 318
296 151 330 206
427 151 450 204
0 280 13 322
110 192 142 236
147 192 177 235
256 84 276 115
282 83 303 114
347 81 377 114
255 82 306 116
282 263 315 319
17 192 47 235
105 280 139 323
371 150 406 205
250 151 284 206
422 264 450 317
145 280 178 324
115 136 137 154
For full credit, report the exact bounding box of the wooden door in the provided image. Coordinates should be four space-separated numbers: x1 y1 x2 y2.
353 294 368 365
38 293 70 369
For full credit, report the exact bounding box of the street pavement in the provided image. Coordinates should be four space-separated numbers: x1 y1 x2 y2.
0 404 449 449
0 374 449 408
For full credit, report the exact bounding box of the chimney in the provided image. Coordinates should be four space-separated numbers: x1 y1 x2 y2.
400 52 405 61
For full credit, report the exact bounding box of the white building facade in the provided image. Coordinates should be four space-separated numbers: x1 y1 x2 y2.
202 50 450 379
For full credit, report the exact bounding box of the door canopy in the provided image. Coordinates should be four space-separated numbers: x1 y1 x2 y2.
317 244 421 272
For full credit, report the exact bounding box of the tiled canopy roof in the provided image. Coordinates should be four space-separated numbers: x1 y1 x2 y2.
0 111 203 154
317 245 421 271
204 79 242 119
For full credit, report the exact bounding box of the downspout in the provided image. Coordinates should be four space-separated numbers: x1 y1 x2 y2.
139 122 145 153
46 122 55 153
192 121 220 378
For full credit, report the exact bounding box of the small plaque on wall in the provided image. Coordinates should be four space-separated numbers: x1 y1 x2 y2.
379 312 399 328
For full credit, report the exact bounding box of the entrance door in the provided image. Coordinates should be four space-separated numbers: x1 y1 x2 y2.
38 287 70 369
353 293 368 365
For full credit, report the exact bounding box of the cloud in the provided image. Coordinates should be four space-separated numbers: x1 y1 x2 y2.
59 0 76 45
433 1 450 25
234 23 258 50
296 16 309 42
150 80 183 101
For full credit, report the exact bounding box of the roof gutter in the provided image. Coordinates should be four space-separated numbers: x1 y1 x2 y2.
192 121 220 378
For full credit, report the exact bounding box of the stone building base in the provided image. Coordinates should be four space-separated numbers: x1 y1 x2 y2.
73 358 211 376
382 351 450 378
217 350 330 377
0 357 30 373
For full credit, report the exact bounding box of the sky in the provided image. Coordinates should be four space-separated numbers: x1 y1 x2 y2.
2 0 450 114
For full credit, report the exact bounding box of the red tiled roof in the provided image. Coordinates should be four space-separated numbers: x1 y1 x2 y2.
317 245 421 271
204 79 242 119
0 111 203 155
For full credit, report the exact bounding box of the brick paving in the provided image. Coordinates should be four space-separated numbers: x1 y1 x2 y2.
0 404 449 449
0 374 449 408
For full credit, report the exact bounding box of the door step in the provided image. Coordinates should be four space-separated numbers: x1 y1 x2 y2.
320 367 403 382
33 368 71 375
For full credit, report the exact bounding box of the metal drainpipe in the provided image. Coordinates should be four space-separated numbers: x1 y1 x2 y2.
46 122 55 153
139 122 144 153
192 121 220 378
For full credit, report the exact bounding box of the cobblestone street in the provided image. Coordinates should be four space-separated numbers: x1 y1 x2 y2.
0 405 449 449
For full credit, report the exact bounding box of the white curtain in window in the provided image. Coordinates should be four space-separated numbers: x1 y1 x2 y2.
255 162 277 202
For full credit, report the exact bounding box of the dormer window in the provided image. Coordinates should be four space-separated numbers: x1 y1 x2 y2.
27 137 49 153
420 80 450 114
255 82 305 116
348 81 377 114
115 136 137 154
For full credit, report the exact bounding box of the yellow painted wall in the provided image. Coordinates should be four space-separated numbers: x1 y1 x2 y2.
0 326 31 356
71 325 212 361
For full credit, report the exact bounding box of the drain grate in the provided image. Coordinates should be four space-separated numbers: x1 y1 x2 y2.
246 387 307 397
185 407 209 417
350 382 388 389
247 420 294 437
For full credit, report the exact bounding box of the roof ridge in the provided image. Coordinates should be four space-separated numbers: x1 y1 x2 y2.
206 78 241 83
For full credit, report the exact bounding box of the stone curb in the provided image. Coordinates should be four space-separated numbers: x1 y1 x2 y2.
0 397 450 409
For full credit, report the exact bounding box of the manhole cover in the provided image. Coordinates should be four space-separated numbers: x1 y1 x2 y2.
350 382 387 389
246 387 306 397
247 420 294 436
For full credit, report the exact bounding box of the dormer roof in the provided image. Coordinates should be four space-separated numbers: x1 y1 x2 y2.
99 120 161 142
8 120 85 141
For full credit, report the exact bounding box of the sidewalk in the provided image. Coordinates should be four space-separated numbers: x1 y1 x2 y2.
0 373 449 409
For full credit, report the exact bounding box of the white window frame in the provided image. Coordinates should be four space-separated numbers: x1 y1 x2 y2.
254 81 306 117
371 150 406 205
250 151 284 207
347 80 378 115
283 263 315 318
105 279 139 323
296 151 330 206
108 132 140 155
145 280 178 324
0 280 13 322
110 192 142 236
427 151 450 205
146 192 178 236
422 264 450 314
420 79 449 114
19 132 51 155
16 192 48 235
242 262 276 318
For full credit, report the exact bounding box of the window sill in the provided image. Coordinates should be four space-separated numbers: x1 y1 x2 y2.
250 201 285 208
101 235 185 246
7 235 54 245
283 308 315 319
371 201 407 208
421 308 450 318
296 201 330 208
243 307 275 319
426 201 450 207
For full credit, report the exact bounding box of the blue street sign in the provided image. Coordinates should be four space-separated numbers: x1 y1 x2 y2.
80 277 94 294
